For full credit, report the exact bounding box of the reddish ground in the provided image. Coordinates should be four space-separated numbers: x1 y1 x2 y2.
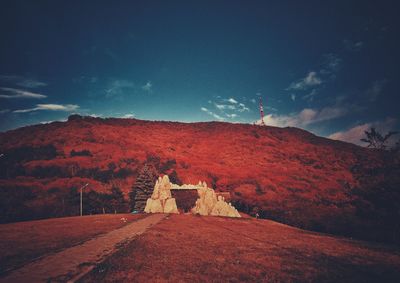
80 214 400 283
0 115 399 244
0 213 146 275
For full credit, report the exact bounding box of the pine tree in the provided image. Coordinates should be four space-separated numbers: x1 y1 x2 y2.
129 163 158 212
360 128 398 150
110 186 126 213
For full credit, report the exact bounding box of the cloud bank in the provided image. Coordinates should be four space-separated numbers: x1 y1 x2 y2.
14 104 79 113
287 71 322 90
259 106 347 128
0 87 47 99
202 97 250 121
200 107 224 121
0 75 47 89
142 81 152 92
328 118 397 146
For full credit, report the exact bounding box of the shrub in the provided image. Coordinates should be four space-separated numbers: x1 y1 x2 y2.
160 159 177 173
70 149 92 157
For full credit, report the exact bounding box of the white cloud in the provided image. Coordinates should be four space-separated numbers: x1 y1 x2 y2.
226 113 238 118
238 103 250 112
200 107 225 121
286 54 341 100
328 118 397 146
105 80 135 97
16 79 47 88
214 103 236 110
121 113 135 118
354 41 364 48
250 98 256 103
72 76 98 84
287 71 322 90
316 106 348 121
207 97 249 121
259 106 347 127
266 106 278 112
0 75 47 88
213 101 248 112
214 103 228 110
0 87 47 99
321 53 342 74
142 81 152 92
40 118 68 124
14 104 79 113
104 48 117 60
88 113 102 118
0 75 20 81
302 89 318 102
343 40 364 51
366 79 387 102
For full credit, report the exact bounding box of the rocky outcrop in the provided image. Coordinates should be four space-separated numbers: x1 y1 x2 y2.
191 181 241 218
144 175 179 214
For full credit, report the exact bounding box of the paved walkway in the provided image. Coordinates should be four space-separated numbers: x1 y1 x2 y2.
0 214 166 283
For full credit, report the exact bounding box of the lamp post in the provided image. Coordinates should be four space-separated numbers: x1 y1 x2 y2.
80 183 89 216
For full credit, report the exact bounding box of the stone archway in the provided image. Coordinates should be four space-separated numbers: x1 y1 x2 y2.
171 189 198 213
144 175 241 217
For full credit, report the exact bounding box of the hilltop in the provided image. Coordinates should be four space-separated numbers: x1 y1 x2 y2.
0 115 399 244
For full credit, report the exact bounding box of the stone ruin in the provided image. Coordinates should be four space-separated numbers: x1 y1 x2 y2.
144 175 241 218
144 175 179 214
191 182 241 217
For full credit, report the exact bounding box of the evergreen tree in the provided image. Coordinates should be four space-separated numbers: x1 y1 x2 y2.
129 163 158 211
110 186 127 213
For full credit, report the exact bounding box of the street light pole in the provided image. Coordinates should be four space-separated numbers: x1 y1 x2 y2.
80 183 89 216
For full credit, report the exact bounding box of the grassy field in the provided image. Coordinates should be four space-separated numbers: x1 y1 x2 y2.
0 213 145 275
80 214 400 282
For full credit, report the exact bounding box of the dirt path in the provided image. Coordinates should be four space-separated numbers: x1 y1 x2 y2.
0 214 166 283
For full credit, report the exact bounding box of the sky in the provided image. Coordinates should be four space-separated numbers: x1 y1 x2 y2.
0 0 399 145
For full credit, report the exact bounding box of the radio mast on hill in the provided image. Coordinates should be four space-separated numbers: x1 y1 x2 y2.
259 97 265 126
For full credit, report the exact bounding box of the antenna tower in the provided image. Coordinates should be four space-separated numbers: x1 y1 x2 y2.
259 97 265 126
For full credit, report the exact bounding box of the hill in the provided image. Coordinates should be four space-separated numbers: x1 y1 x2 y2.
0 115 399 244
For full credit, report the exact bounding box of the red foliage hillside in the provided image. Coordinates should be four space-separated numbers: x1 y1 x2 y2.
0 115 399 244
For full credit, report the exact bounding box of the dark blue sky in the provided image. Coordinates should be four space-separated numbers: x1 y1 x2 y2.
0 0 399 145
